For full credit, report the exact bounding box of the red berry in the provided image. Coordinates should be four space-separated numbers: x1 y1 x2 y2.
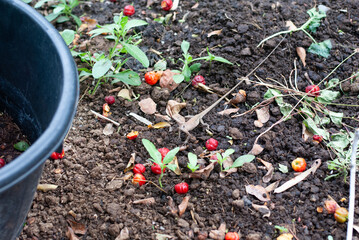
132 173 146 186
109 0 116 2
144 71 160 85
105 95 115 105
57 149 65 159
124 5 135 16
205 138 218 151
174 182 189 194
127 130 139 140
133 164 146 174
324 200 339 214
158 147 170 160
291 158 306 172
0 158 6 168
225 232 240 240
305 85 320 97
161 0 173 11
151 163 165 174
313 135 323 143
50 152 59 160
191 75 206 87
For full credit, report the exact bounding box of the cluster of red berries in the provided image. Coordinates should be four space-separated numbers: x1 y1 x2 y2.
110 0 173 16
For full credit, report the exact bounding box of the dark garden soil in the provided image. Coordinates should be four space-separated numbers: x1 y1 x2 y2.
10 0 359 239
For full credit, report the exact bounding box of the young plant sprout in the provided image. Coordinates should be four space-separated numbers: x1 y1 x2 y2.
142 139 179 187
187 152 200 172
210 149 235 172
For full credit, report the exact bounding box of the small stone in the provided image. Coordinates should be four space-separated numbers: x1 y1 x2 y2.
178 219 190 228
229 127 244 140
232 189 240 199
106 203 121 217
93 203 104 213
108 224 120 237
106 180 124 190
233 200 244 208
310 186 320 193
240 47 252 56
124 189 135 196
246 232 262 240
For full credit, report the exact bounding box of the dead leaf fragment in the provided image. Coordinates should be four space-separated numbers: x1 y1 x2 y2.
178 196 190 217
133 197 155 205
118 89 132 100
208 29 222 37
256 105 270 124
120 171 133 181
149 122 171 129
103 123 114 135
218 108 239 116
252 203 271 218
67 220 87 235
146 0 154 8
286 20 297 31
249 144 264 155
167 196 178 215
277 233 293 240
166 100 186 124
160 69 179 92
209 222 226 240
296 47 307 67
124 153 136 173
302 122 313 142
229 90 246 104
139 98 157 115
259 158 274 183
115 227 129 240
37 184 58 192
245 185 270 202
189 162 215 179
220 156 237 178
254 120 263 128
66 226 80 240
265 180 280 193
155 233 174 240
169 156 182 175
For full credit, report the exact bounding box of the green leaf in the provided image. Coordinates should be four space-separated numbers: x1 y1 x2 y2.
61 29 75 46
314 115 330 126
34 0 52 8
231 155 255 168
53 5 65 14
166 164 178 172
210 56 233 65
223 149 235 159
303 117 329 140
14 141 30 152
189 63 201 72
45 12 61 22
89 27 115 38
264 89 282 102
327 132 350 152
308 40 332 58
172 74 185 84
154 59 167 71
306 8 326 33
22 0 32 3
142 139 162 163
122 43 149 68
325 78 340 89
275 225 289 233
71 14 82 27
316 90 340 104
300 106 315 118
92 59 112 79
279 102 293 120
278 164 288 173
79 70 92 78
56 15 70 23
163 147 180 165
110 70 141 86
124 19 148 32
181 41 190 55
187 152 199 172
328 111 343 125
182 66 191 81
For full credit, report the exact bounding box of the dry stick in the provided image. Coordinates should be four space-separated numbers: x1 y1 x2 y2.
180 36 287 134
90 110 120 126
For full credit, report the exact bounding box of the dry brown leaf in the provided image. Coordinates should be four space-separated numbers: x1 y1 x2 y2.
259 158 274 183
208 29 223 37
220 157 237 178
169 156 182 175
178 196 190 217
72 34 80 45
286 20 297 31
209 222 226 240
154 113 171 121
218 108 239 116
124 153 136 173
277 233 293 240
166 100 186 124
254 120 263 128
81 17 98 32
189 162 215 179
150 122 171 129
274 159 321 193
118 89 131 100
128 112 153 126
120 172 133 181
133 197 155 205
115 227 129 240
191 2 199 8
229 90 246 104
66 226 80 240
249 144 264 155
167 196 178 215
139 98 157 115
67 220 87 235
296 47 307 67
256 105 270 124
155 233 174 240
245 185 270 202
302 123 313 142
252 203 271 218
103 123 114 135
37 184 58 192
195 83 214 93
265 180 280 193
160 69 179 92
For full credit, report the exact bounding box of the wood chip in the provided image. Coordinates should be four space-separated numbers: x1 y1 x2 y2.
37 184 58 192
133 197 156 205
66 226 80 240
149 122 171 129
208 29 222 37
209 222 226 240
277 233 293 240
245 185 270 202
218 108 239 116
67 220 87 235
167 196 178 215
117 89 132 100
178 196 190 217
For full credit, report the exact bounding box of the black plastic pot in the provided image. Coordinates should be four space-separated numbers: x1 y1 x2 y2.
0 0 79 239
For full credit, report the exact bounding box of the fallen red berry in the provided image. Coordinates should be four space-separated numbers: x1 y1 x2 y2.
123 5 135 16
158 147 170 160
50 152 59 160
174 182 189 194
132 173 146 186
334 207 348 223
291 157 306 172
191 75 206 87
127 130 139 140
205 138 218 151
133 164 146 174
161 0 173 11
50 149 65 160
109 0 116 2
305 85 320 97
0 158 6 168
313 135 323 143
144 71 160 85
105 95 115 105
151 163 165 174
225 232 240 240
324 200 339 214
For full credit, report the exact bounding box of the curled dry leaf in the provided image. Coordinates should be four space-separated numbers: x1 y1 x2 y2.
133 197 156 205
166 100 186 124
103 123 114 135
139 98 157 115
160 70 179 92
178 196 190 217
207 29 222 37
196 83 214 93
265 180 281 193
149 122 171 129
120 171 133 181
252 203 271 218
171 0 179 10
296 47 307 67
259 158 274 183
245 185 270 202
167 196 178 215
67 219 87 235
66 226 80 240
229 90 246 104
169 156 182 175
256 105 270 124
118 89 132 100
209 222 226 240
302 122 313 142
37 184 58 192
274 159 321 193
249 144 264 155
154 113 172 121
285 20 297 31
277 233 293 240
220 156 237 178
189 162 215 180
218 108 239 116
124 153 136 173
254 120 263 128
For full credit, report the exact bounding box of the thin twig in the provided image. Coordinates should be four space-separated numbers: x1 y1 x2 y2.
148 181 167 193
90 110 120 126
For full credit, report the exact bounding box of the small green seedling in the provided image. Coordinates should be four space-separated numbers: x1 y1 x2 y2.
14 141 30 152
278 164 288 174
228 154 256 170
187 152 200 172
274 225 289 234
210 149 235 172
35 0 82 26
142 139 179 188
